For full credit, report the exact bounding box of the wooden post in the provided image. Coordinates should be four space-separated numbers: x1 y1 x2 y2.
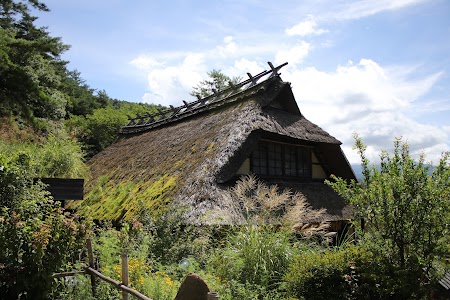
207 292 219 299
121 253 129 300
87 238 96 297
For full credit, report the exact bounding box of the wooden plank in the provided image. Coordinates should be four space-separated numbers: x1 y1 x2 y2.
39 178 84 200
52 270 86 278
84 266 152 300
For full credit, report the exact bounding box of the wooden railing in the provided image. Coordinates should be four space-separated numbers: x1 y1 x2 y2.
54 238 152 300
53 238 219 300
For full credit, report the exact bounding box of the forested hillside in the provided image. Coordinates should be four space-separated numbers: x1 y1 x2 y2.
0 0 163 158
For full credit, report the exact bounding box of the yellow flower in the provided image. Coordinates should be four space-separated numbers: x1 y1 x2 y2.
164 276 174 287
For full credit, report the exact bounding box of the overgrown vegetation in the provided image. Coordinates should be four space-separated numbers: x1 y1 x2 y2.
67 100 164 156
3 130 450 299
2 1 450 299
0 144 89 299
326 134 450 299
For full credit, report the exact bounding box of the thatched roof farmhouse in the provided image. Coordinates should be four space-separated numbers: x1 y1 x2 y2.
73 62 356 226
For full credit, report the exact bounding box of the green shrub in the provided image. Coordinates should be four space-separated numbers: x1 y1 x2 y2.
0 155 88 299
209 225 295 298
349 239 430 299
285 242 433 300
327 135 450 298
285 247 353 300
0 132 87 179
81 221 180 300
142 210 214 266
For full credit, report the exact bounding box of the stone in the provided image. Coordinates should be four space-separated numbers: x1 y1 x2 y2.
174 273 210 300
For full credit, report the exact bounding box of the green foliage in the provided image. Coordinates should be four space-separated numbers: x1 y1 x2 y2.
57 221 182 300
349 238 432 299
326 135 450 297
1 0 165 158
0 0 71 120
205 175 337 299
208 225 296 299
143 211 214 266
67 101 164 156
63 70 107 116
285 247 353 300
0 152 89 299
190 69 241 98
0 132 87 178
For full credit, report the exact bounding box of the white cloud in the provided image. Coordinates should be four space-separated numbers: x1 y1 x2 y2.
142 53 206 106
132 36 285 106
223 58 266 79
274 41 311 66
215 36 238 57
282 59 447 163
129 55 164 71
285 17 328 37
327 0 428 20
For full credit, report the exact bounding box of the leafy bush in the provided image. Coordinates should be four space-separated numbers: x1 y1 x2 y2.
0 154 88 299
143 211 214 266
327 135 450 298
348 238 432 299
209 225 295 289
285 247 353 300
0 132 87 178
86 221 180 300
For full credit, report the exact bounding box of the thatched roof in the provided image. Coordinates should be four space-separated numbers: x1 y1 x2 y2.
73 63 355 224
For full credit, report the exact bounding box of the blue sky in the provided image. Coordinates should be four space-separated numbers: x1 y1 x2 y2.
35 0 450 164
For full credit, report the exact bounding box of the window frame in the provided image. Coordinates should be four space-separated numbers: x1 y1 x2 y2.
250 139 312 180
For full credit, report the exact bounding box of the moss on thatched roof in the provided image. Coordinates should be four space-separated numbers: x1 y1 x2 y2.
72 70 355 224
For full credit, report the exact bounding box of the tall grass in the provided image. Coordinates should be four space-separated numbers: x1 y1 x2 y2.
0 132 87 178
207 175 335 299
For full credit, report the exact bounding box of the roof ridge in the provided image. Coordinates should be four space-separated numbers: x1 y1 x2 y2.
121 62 288 135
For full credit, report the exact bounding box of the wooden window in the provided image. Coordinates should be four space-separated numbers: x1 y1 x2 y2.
251 140 311 179
252 142 268 175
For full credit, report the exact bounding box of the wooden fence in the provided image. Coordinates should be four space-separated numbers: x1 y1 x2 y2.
54 238 151 300
53 238 219 300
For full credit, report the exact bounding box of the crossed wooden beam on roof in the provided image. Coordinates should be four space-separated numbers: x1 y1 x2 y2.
123 61 288 132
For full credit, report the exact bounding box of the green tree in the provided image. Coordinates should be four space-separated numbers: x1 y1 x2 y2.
326 135 450 296
0 0 70 120
67 101 164 156
190 69 241 98
62 70 102 116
